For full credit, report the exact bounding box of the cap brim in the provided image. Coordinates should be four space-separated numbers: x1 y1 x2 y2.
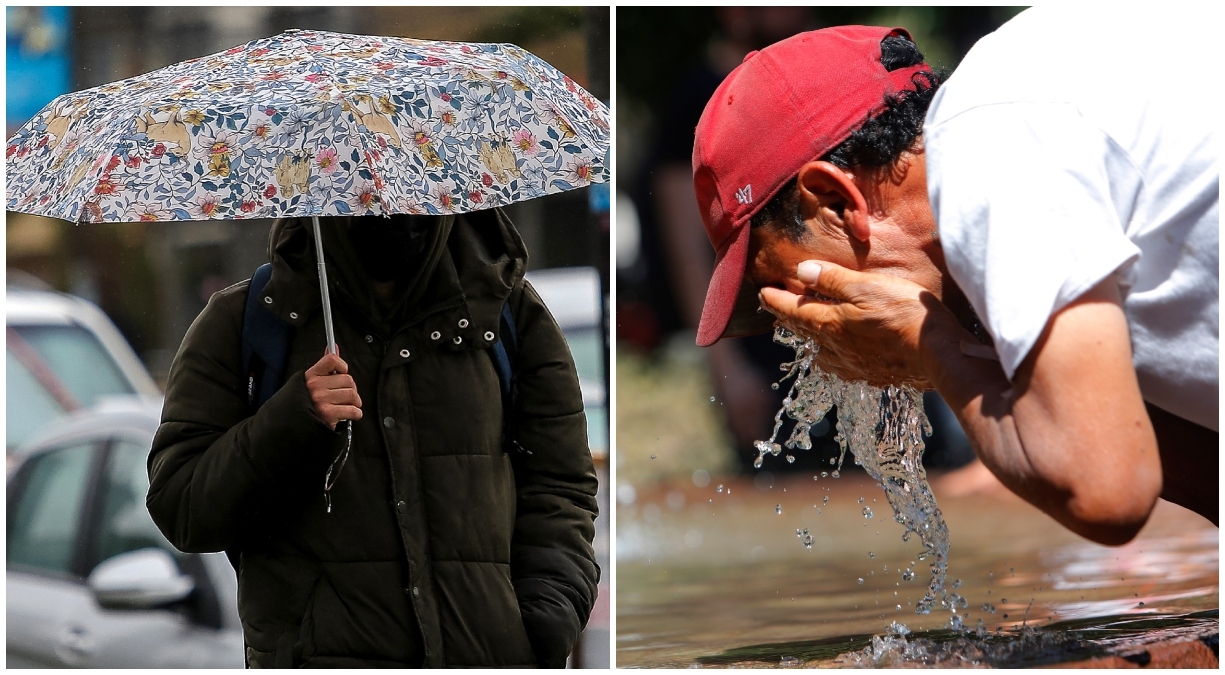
696 224 775 346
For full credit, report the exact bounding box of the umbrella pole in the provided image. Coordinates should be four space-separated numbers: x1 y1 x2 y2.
310 215 339 355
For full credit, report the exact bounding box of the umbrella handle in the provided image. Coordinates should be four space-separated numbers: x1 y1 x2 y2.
310 215 339 355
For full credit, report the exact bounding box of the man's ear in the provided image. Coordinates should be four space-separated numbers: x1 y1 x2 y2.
795 161 871 242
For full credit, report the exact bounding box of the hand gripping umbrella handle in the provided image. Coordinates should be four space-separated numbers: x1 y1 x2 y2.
310 215 339 355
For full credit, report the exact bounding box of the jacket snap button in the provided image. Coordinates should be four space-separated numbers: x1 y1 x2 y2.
383 417 394 429
484 331 495 342
399 349 410 358
457 318 469 328
430 331 441 340
452 336 462 345
263 296 272 304
412 586 420 598
289 312 299 320
365 335 373 343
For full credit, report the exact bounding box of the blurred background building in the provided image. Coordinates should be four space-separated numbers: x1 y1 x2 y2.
616 7 1023 490
6 5 609 668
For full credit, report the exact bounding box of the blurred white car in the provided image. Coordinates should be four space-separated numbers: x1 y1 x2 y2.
6 282 161 461
6 400 244 668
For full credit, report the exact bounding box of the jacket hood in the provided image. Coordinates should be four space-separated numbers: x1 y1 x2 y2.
259 208 527 343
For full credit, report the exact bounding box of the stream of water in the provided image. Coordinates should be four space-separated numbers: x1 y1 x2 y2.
754 327 965 624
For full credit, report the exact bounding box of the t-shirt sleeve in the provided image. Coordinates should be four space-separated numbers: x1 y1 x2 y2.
926 101 1141 380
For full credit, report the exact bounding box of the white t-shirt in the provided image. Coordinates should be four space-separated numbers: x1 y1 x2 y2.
926 6 1219 431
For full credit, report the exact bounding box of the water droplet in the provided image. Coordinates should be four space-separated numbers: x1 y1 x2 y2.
1138 601 1145 607
753 456 764 469
1001 598 1007 603
902 569 915 581
981 603 996 614
869 551 876 558
901 531 912 542
717 484 724 493
786 455 795 464
771 382 780 391
829 457 836 465
858 578 864 585
863 507 873 519
897 604 903 611
831 470 840 478
796 529 802 537
775 504 782 515
822 496 829 505
710 396 716 402
650 454 657 459
858 497 865 504
779 656 800 666
821 471 828 478
817 509 822 514
953 579 962 589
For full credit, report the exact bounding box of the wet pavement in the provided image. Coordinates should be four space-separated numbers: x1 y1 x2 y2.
616 471 1218 668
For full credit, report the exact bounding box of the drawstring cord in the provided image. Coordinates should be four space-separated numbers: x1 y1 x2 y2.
324 419 352 513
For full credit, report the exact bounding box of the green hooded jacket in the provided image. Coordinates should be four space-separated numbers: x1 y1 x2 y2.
147 209 599 668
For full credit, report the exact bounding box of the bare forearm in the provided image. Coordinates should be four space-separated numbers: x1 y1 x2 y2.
921 330 1055 510
920 308 1159 545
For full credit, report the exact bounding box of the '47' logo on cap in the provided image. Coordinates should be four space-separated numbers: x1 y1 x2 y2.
735 184 752 205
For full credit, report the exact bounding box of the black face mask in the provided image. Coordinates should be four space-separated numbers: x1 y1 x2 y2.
346 215 437 283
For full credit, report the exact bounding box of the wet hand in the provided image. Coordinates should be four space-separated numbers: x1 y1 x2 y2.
305 347 362 430
758 261 955 389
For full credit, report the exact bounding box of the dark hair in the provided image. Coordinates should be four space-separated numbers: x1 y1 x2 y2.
750 34 948 240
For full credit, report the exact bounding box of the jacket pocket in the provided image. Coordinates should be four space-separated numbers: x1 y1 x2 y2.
287 574 323 667
432 560 536 666
300 561 424 666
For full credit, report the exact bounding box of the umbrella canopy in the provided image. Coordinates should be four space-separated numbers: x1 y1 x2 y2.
6 29 609 223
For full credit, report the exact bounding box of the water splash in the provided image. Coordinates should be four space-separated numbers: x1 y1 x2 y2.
753 326 956 616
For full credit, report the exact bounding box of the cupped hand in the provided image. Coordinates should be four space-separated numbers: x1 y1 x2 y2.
305 347 363 430
758 261 957 389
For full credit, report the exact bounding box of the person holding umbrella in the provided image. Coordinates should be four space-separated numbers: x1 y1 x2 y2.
7 30 608 668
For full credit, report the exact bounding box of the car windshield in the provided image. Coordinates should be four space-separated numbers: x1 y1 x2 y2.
6 324 136 450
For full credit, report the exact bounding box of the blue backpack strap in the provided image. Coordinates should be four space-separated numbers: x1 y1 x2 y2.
490 302 516 397
241 263 292 410
490 299 528 456
232 264 291 581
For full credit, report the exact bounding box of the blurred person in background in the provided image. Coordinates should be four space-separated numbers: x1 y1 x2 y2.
693 8 1217 544
650 7 822 469
147 212 598 668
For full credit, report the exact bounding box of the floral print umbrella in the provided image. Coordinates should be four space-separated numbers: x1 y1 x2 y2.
5 29 609 223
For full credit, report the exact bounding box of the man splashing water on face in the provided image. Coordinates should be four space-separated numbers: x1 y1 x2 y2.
690 7 1217 546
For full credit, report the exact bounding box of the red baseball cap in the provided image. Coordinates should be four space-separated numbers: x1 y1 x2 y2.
692 26 931 346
